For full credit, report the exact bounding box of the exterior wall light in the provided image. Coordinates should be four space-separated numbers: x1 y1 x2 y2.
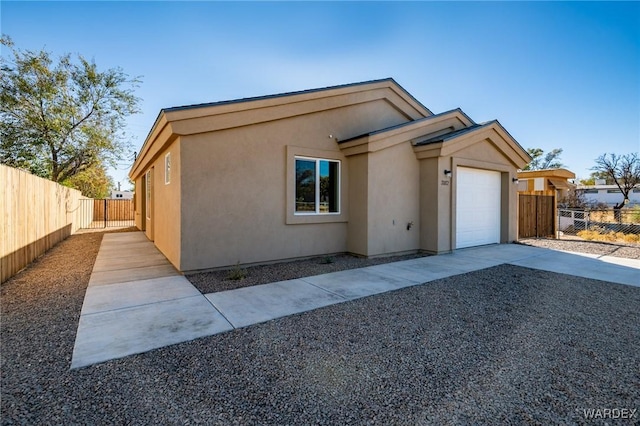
512 177 519 183
444 169 452 176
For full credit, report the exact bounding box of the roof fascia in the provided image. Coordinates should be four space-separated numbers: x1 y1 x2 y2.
413 121 531 167
129 112 171 179
517 168 576 179
165 78 431 123
339 109 474 156
129 79 431 177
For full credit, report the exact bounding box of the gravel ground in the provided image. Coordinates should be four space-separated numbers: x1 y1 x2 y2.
187 253 429 293
518 237 640 259
2 233 639 424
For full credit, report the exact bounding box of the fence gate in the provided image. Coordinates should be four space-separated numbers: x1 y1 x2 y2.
518 194 555 238
79 199 135 229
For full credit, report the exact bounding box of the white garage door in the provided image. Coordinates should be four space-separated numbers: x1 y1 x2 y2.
456 167 501 249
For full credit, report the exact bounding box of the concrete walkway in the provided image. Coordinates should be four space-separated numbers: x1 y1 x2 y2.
71 232 640 369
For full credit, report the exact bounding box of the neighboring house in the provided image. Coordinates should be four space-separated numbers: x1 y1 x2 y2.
577 185 640 207
129 78 530 272
110 190 134 200
516 168 576 238
517 168 576 200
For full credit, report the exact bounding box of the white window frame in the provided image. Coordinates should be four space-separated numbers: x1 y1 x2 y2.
145 170 152 220
294 156 340 215
164 152 171 185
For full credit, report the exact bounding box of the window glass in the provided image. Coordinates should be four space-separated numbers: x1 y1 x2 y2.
146 170 152 219
165 153 171 184
319 160 339 213
296 159 316 212
295 157 340 214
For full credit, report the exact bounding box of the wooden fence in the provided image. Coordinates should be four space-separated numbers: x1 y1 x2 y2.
1 165 92 283
518 194 555 238
75 198 135 229
92 199 135 221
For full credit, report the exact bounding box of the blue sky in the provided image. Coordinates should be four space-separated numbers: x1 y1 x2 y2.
2 1 639 187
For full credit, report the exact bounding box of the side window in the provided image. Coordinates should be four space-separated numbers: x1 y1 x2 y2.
295 157 340 214
165 152 171 185
146 170 152 219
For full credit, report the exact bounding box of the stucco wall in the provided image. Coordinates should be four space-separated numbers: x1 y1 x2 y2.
366 142 421 256
419 157 441 253
154 138 181 268
136 139 182 268
347 154 369 255
179 100 410 271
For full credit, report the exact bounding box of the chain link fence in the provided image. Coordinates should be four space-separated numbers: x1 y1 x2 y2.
558 208 640 244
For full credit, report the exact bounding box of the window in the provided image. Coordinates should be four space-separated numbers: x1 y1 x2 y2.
295 157 340 214
607 189 621 193
633 188 640 193
145 170 152 219
583 189 598 194
164 152 171 184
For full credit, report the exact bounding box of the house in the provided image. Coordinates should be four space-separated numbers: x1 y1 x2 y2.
110 190 134 200
517 168 576 199
516 168 576 238
129 78 531 272
577 184 640 207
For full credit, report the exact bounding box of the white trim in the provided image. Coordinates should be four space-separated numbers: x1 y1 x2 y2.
294 156 341 215
145 170 152 220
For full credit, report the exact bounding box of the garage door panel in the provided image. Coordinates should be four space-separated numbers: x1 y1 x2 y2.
456 168 501 249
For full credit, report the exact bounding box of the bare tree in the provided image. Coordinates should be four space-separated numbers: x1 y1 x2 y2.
592 153 640 219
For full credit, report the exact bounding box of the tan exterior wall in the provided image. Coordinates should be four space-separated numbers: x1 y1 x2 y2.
136 139 182 269
366 143 421 256
154 138 181 268
419 158 441 253
179 100 410 271
346 154 369 255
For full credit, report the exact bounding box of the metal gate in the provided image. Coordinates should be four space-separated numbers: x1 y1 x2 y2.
79 199 135 229
518 194 555 238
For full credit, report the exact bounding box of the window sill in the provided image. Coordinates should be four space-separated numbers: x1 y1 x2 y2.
287 213 348 225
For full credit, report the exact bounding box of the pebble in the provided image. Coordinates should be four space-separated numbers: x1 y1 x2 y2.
2 234 639 424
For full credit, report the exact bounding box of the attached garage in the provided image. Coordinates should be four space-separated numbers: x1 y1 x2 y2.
456 167 501 249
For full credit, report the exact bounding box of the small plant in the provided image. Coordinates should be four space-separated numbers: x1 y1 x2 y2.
226 262 247 280
577 229 639 245
320 256 334 264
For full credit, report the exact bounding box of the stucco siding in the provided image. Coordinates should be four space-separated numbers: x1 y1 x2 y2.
346 154 369 256
179 99 410 271
366 143 421 256
137 139 182 268
419 158 441 253
154 138 181 269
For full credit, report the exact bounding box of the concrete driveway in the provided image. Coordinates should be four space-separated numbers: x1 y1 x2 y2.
71 232 640 369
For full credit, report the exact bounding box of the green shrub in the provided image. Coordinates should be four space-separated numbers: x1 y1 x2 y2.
227 262 247 280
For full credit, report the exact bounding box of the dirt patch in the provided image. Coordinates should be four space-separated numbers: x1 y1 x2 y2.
187 252 430 293
518 237 640 259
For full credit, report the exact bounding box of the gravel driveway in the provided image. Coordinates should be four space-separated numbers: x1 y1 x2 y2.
2 233 639 424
